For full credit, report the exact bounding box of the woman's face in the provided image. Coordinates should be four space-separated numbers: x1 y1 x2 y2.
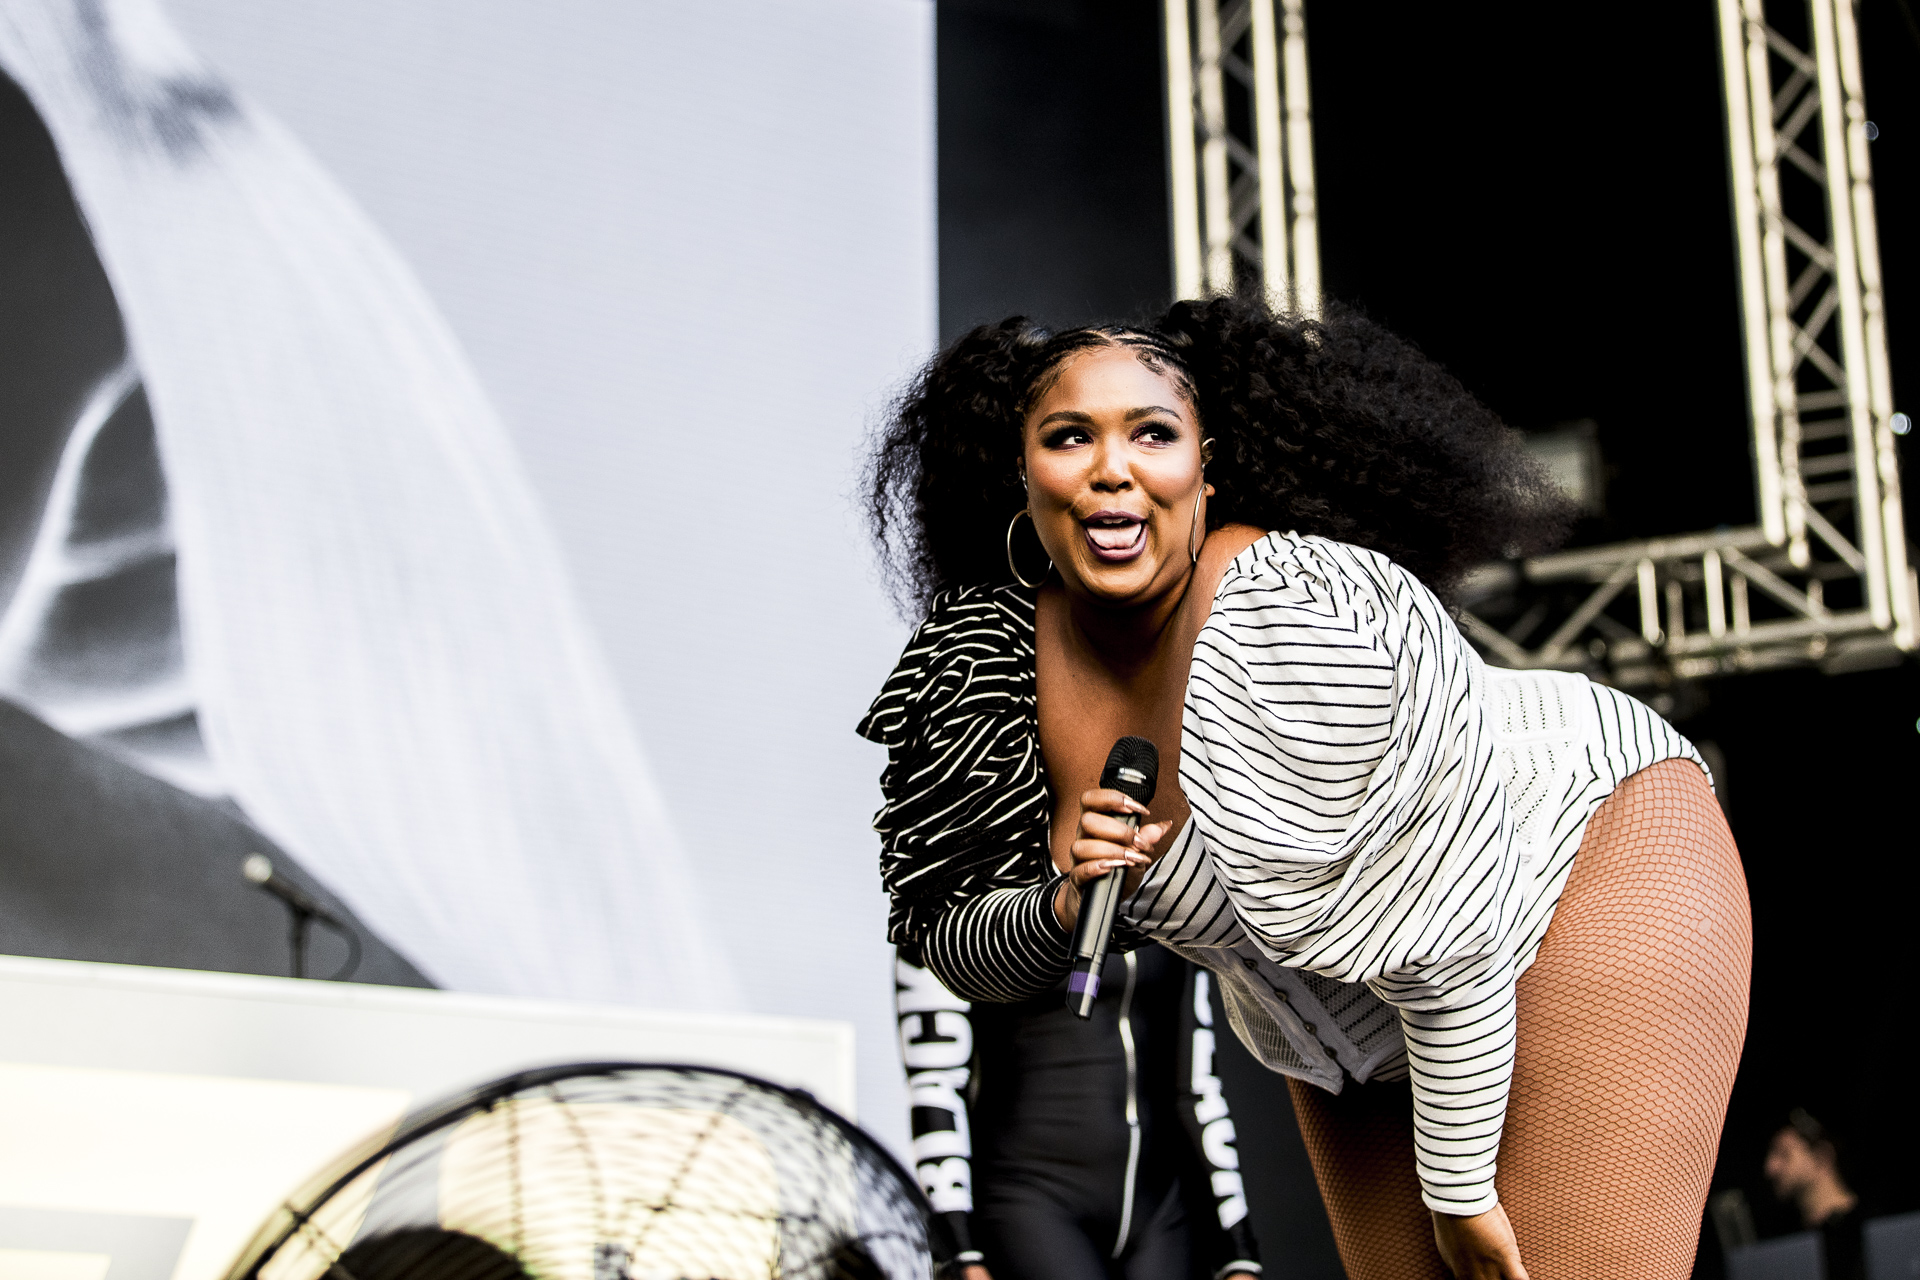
1020 344 1210 608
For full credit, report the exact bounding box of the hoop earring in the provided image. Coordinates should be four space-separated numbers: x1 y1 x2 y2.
1189 483 1206 565
1189 438 1215 565
1007 510 1051 589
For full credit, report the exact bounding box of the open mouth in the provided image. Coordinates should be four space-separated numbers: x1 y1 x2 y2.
1082 512 1147 563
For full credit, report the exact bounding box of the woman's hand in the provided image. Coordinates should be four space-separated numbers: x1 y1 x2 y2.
960 1265 993 1280
1053 787 1174 930
1432 1204 1528 1279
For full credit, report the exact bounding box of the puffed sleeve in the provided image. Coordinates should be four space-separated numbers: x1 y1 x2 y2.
1179 536 1523 1216
860 587 1120 1002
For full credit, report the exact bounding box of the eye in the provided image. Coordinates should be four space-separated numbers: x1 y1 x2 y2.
1133 420 1181 445
1041 425 1091 449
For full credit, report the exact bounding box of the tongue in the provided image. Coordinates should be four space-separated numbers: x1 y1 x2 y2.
1089 523 1142 551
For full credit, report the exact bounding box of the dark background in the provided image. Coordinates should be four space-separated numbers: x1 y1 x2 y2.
938 2 1920 1275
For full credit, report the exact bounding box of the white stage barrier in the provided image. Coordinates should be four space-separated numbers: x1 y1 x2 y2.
0 956 854 1280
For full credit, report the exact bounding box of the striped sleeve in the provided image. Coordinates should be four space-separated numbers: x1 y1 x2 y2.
859 586 1089 1003
922 880 1072 1003
1176 535 1524 1215
1389 966 1518 1214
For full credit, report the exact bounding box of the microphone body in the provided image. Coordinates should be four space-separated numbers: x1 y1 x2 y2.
243 853 346 927
1066 736 1159 1018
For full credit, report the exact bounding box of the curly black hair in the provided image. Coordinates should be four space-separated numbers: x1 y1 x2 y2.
865 295 1573 617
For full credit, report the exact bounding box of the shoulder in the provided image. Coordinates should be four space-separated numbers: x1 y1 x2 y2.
1211 532 1454 651
1207 532 1392 638
858 583 1036 748
1220 531 1406 600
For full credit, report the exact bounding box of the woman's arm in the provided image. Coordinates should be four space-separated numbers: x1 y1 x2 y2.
864 588 1074 1004
895 953 987 1273
1391 967 1527 1276
1387 966 1518 1219
1433 1205 1529 1279
918 879 1075 1003
1174 964 1265 1280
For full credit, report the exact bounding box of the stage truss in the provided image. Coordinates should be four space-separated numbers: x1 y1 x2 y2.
1163 0 1321 314
1459 0 1912 690
1453 0 1914 688
1161 0 1910 690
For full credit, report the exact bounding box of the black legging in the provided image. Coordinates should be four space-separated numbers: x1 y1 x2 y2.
962 946 1229 1280
976 1179 1191 1280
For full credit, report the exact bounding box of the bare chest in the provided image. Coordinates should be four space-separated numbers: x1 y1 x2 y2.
1031 526 1267 874
1033 602 1205 875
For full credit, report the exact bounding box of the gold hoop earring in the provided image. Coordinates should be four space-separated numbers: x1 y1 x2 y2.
1007 510 1051 589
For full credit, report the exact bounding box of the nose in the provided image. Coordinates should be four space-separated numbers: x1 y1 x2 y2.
1089 435 1134 492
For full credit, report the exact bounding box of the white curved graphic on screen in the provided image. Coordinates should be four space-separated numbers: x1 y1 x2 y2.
0 0 740 1011
0 359 226 797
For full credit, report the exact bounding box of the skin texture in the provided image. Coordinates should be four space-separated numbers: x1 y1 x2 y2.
1433 1206 1529 1280
1024 343 1525 1280
1765 1128 1857 1227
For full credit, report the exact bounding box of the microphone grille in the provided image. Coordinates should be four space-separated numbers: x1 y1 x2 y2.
1099 736 1160 805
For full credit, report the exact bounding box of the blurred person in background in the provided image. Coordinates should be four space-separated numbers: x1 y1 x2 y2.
896 950 1261 1280
1765 1108 1864 1280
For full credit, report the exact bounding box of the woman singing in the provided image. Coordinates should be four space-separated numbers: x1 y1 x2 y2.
858 298 1751 1280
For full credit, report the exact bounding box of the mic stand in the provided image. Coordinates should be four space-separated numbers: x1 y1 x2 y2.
273 902 361 980
244 859 364 981
287 903 313 980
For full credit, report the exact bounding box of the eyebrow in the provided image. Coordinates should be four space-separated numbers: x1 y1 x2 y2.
1035 406 1186 428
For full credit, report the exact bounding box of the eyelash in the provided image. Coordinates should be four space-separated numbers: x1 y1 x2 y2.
1041 423 1181 448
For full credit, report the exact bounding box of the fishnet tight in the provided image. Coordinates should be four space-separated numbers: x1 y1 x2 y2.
1288 759 1751 1278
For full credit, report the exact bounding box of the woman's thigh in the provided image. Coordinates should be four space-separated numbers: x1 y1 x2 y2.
1288 758 1751 1280
1287 1076 1446 1280
1499 757 1751 1278
974 1185 1115 1280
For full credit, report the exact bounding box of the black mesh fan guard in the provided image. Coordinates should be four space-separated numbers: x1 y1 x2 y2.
222 1063 942 1280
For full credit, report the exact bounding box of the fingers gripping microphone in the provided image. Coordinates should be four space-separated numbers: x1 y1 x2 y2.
1066 736 1159 1018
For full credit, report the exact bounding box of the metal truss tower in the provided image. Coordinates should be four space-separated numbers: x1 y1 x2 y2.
1163 0 1321 314
1160 0 1909 687
1448 0 1915 686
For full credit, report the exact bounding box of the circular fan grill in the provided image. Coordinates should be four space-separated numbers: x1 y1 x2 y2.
225 1064 938 1280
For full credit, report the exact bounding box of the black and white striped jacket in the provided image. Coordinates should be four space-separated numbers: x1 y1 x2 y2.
861 532 1699 1216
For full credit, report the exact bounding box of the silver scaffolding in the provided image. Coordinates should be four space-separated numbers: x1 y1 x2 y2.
1163 0 1321 314
1447 0 1915 685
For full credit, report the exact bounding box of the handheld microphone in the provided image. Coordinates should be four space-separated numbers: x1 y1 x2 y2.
1066 736 1159 1018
